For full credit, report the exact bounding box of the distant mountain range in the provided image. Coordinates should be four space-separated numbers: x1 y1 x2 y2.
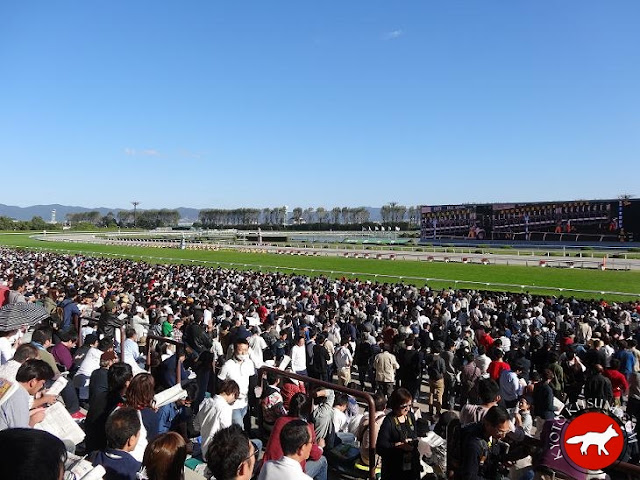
0 204 383 222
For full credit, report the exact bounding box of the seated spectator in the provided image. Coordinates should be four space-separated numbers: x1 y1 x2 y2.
75 336 113 401
332 392 356 444
0 428 67 480
141 431 187 480
89 351 118 409
206 424 257 480
356 392 387 466
263 393 327 480
311 388 336 449
92 407 142 480
157 380 198 435
0 329 20 365
85 362 133 453
73 333 99 371
260 371 286 432
50 329 77 372
281 376 306 411
124 372 161 462
0 359 53 430
258 419 314 480
156 346 189 389
195 378 239 460
30 326 60 376
123 327 145 373
0 343 39 381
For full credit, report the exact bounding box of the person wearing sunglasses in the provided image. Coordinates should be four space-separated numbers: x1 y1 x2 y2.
376 388 420 480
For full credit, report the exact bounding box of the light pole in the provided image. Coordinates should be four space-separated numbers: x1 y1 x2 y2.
131 201 140 228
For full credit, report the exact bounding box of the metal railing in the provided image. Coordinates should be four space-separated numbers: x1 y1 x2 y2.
257 365 377 480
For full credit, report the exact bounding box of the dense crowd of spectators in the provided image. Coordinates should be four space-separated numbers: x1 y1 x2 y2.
0 247 639 480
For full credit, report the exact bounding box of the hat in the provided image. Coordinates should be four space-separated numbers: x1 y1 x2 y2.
101 351 118 362
104 300 116 311
136 306 145 314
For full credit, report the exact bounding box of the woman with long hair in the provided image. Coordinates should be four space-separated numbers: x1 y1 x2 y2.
124 372 160 462
142 432 187 480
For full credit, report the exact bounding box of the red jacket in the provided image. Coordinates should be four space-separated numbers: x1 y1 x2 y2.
487 360 510 382
262 416 323 469
604 368 628 398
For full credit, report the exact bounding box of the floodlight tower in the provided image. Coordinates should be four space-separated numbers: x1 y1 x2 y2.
132 201 140 227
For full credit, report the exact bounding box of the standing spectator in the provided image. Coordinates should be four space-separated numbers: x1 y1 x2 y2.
7 278 27 304
373 344 399 399
533 369 556 421
427 343 446 416
376 388 420 480
487 349 510 382
356 392 387 467
397 336 422 400
585 364 614 407
604 359 629 406
334 337 353 387
291 336 307 376
218 339 256 429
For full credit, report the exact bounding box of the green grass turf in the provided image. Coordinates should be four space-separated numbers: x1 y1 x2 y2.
0 233 638 301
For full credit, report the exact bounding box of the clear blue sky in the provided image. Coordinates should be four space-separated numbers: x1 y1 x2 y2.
1 1 638 210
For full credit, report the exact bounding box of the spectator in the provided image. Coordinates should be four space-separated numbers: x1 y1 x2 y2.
0 428 67 480
374 344 400 399
258 419 314 480
356 392 387 466
124 372 161 462
263 393 327 480
218 338 256 429
0 343 39 381
206 424 257 480
0 359 53 430
142 431 187 480
195 379 239 460
50 329 77 372
334 337 353 387
376 388 420 480
92 407 142 480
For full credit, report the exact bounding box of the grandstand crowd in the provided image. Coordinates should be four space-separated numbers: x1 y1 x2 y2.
0 247 639 480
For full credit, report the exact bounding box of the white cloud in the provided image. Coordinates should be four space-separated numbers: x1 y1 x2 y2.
123 148 161 157
384 29 404 40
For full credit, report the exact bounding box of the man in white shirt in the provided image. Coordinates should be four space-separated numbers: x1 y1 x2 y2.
218 338 256 429
0 359 53 430
258 419 313 480
248 327 267 368
291 336 307 376
195 379 239 460
0 343 39 382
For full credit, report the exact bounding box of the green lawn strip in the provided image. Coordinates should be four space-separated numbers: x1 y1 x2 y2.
0 235 638 301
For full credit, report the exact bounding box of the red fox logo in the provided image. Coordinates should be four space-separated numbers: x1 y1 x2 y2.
565 424 619 455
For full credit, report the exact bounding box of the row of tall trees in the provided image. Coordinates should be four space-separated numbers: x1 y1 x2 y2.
380 203 419 224
290 206 371 225
199 208 261 227
117 209 180 229
65 210 179 229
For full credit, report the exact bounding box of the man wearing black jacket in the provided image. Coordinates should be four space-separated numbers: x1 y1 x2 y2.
183 317 213 411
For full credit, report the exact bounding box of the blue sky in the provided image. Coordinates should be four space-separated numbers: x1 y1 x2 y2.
1 1 638 210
